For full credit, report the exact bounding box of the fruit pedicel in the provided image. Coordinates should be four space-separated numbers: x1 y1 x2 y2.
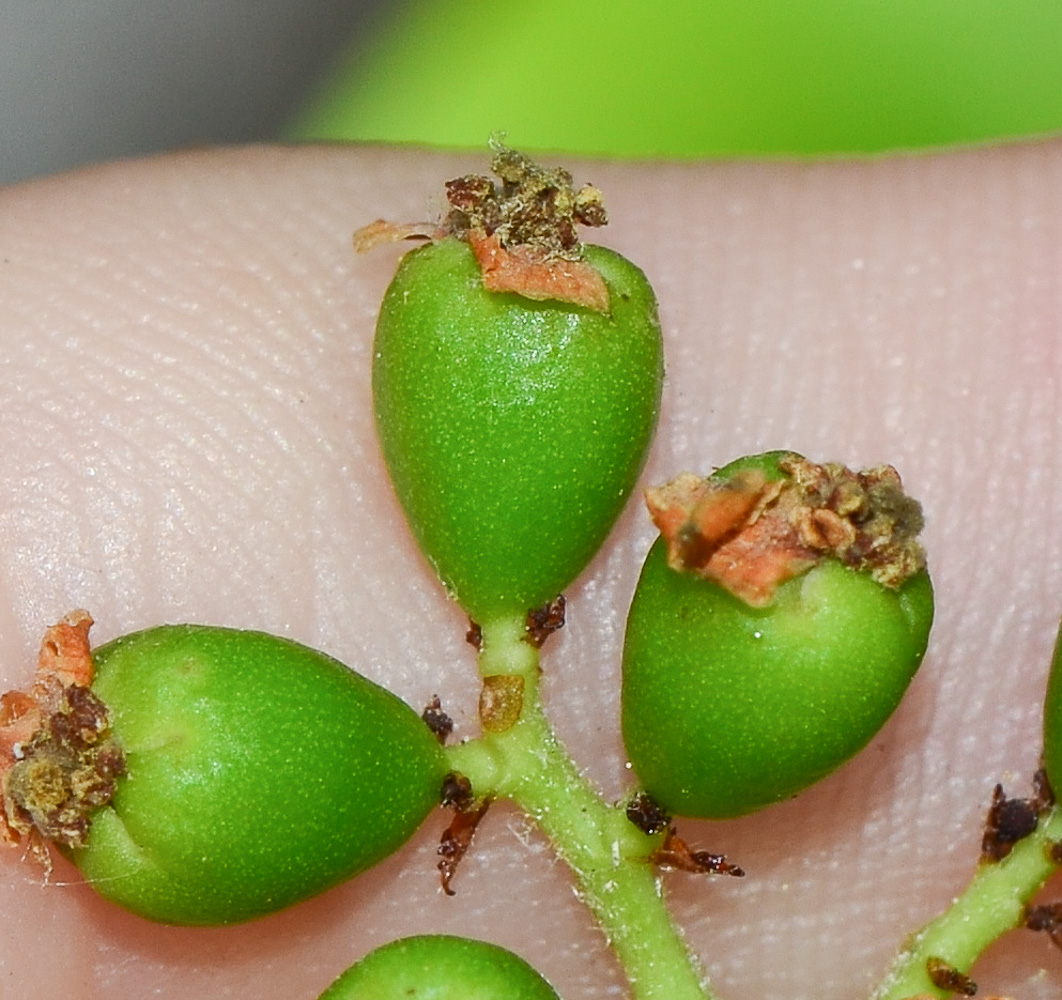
1 147 1060 1000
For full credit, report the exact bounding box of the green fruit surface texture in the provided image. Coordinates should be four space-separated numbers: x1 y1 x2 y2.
622 543 934 818
72 625 446 925
1041 624 1062 797
373 237 663 624
318 935 561 1000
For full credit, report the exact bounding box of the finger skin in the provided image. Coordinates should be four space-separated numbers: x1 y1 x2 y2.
0 141 1061 998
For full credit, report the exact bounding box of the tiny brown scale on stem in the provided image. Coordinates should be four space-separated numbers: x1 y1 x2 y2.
1025 901 1062 949
437 772 490 896
904 996 1014 1000
925 957 977 996
524 596 566 649
981 768 1054 863
465 620 483 651
652 828 744 878
421 696 455 745
626 792 671 837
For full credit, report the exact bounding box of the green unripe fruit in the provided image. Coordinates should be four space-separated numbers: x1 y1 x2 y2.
71 625 446 925
318 935 561 1000
622 452 934 818
1041 622 1062 797
373 236 663 624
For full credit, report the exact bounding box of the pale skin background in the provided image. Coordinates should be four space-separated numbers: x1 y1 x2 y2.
0 139 1061 998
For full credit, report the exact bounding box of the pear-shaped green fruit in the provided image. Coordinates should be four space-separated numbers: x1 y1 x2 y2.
622 453 934 818
318 935 561 1000
71 625 446 925
373 237 662 625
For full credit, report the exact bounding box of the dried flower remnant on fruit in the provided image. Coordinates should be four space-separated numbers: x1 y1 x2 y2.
981 769 1053 862
0 611 97 802
925 957 977 996
645 454 927 606
0 612 124 866
4 686 124 853
445 145 606 260
354 145 611 311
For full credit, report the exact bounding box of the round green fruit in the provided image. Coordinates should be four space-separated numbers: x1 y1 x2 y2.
622 536 934 819
71 625 446 925
373 236 663 624
318 935 561 1000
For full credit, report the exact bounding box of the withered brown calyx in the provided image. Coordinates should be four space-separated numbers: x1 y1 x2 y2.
645 454 926 607
354 145 612 313
0 611 125 869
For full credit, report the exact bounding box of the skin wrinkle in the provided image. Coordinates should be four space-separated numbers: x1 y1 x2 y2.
0 141 1060 998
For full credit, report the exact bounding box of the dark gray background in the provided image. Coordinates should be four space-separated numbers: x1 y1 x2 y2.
1 0 390 186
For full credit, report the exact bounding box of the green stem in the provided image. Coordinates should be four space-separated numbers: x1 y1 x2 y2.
445 614 716 1000
870 803 1062 999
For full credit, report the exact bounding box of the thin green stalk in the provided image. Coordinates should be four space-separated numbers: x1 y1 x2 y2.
445 614 716 1000
871 803 1062 999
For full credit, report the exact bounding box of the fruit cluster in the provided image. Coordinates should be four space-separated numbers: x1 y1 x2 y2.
4 149 1053 1000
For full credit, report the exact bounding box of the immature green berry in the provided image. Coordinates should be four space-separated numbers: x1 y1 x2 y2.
622 452 934 818
66 625 446 925
318 935 561 1000
370 150 663 625
1041 621 1062 797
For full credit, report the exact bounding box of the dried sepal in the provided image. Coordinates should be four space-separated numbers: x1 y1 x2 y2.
652 828 744 878
421 695 455 746
468 230 609 313
437 772 490 896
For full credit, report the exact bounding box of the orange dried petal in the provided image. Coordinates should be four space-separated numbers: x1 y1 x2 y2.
469 231 610 313
353 218 446 254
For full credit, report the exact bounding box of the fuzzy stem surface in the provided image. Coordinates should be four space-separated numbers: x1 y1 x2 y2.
445 615 716 1000
870 803 1062 999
